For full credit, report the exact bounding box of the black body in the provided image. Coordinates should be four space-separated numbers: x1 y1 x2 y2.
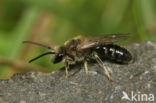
94 44 132 64
23 34 133 65
23 34 133 81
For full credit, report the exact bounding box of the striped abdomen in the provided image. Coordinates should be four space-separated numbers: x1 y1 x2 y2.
94 44 132 64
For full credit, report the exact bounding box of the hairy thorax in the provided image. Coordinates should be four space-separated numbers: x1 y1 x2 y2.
63 37 91 64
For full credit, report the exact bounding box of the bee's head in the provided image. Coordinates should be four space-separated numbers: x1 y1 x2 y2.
52 46 66 64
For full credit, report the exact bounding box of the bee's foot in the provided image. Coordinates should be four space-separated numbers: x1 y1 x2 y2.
108 77 113 82
61 75 68 80
87 73 91 79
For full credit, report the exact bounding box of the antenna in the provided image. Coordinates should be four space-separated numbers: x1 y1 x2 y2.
29 52 55 63
23 41 54 50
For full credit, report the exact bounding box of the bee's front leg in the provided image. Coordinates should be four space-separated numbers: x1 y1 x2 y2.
65 62 69 79
62 61 69 80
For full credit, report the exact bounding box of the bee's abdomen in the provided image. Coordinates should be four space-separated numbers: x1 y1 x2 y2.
94 44 132 64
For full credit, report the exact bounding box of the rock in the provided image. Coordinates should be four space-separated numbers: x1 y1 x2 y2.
0 41 156 103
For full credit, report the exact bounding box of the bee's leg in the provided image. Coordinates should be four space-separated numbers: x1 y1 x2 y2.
94 53 113 82
62 62 69 80
65 62 69 78
84 60 91 78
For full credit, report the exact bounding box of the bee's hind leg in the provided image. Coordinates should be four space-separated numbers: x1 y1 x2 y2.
84 60 91 78
94 53 113 82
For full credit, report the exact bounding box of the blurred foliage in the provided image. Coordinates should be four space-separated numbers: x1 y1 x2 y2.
0 0 156 79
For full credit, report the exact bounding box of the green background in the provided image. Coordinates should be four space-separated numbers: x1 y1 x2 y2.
0 0 156 79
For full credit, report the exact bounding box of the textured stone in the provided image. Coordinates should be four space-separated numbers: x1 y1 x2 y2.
0 41 156 103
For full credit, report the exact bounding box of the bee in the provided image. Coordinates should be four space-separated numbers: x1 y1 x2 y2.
23 34 133 82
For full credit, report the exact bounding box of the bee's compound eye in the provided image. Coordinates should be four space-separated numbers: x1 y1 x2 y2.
52 53 64 64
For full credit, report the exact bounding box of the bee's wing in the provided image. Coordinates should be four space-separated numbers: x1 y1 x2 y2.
77 34 129 51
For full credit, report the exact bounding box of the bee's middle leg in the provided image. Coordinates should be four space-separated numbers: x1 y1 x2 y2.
84 60 91 78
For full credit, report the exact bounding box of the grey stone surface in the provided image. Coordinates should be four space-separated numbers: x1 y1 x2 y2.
0 41 156 103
